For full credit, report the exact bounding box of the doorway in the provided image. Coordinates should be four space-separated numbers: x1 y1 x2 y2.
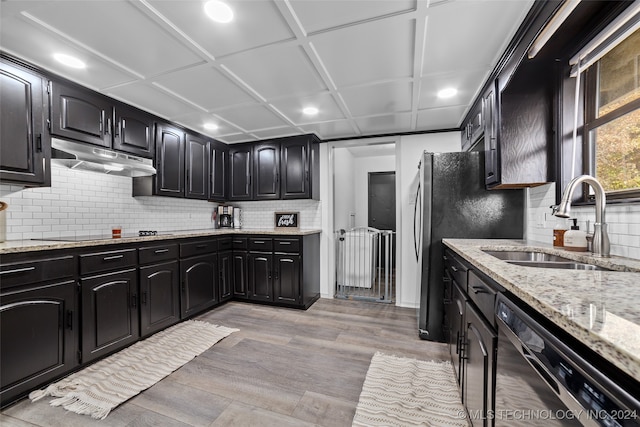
368 172 396 232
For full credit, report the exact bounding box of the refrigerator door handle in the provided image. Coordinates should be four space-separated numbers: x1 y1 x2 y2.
413 181 421 262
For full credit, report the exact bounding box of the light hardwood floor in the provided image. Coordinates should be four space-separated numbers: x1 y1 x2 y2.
1 298 449 427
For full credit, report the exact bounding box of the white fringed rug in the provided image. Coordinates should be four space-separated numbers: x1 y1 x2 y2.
29 320 238 420
352 352 469 427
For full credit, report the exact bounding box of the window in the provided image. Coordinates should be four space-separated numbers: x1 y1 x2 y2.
583 27 640 199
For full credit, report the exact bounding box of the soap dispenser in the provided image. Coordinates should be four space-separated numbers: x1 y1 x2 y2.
564 219 588 252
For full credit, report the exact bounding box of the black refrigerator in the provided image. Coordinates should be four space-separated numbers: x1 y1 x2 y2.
414 151 524 341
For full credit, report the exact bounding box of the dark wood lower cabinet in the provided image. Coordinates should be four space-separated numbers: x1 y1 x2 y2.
81 268 139 364
180 254 218 318
218 251 233 302
248 252 273 302
232 250 248 298
139 260 180 338
448 278 467 390
0 280 77 407
274 253 301 304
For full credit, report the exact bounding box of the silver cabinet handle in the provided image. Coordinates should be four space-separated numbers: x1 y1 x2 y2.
154 249 170 254
0 266 36 275
103 254 124 261
278 241 291 245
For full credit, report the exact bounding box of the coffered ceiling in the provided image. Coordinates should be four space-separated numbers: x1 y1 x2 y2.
0 0 534 143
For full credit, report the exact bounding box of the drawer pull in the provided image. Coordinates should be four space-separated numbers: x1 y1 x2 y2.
470 285 490 294
103 255 124 261
254 241 265 244
450 266 458 272
196 244 208 249
154 249 170 254
278 241 291 245
0 266 36 275
233 240 243 244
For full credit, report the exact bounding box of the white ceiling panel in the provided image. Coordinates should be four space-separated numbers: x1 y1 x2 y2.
271 92 344 125
222 44 326 99
310 17 414 88
107 83 200 120
214 104 288 131
1 0 535 142
153 65 256 111
416 105 468 130
169 111 243 139
147 0 294 58
422 0 535 75
340 81 413 117
299 120 358 140
354 113 413 134
22 1 203 77
418 69 488 110
289 0 416 34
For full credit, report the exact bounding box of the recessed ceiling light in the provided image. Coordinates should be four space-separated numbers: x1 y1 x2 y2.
204 123 219 131
204 0 234 23
303 107 319 116
53 53 86 69
437 88 457 99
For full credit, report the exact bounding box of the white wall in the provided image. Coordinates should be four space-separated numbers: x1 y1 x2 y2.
526 183 640 259
353 155 396 228
333 147 356 230
395 133 461 308
0 164 320 241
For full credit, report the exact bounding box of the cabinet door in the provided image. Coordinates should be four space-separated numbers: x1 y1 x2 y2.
81 268 139 363
0 280 77 406
51 81 111 148
483 84 499 187
273 254 300 304
232 251 248 297
209 140 228 201
449 279 466 389
229 145 252 200
185 133 210 200
180 254 217 318
139 261 180 338
463 303 496 427
155 123 185 197
113 104 155 158
218 251 233 302
280 137 310 199
0 60 50 185
248 252 272 301
253 142 280 200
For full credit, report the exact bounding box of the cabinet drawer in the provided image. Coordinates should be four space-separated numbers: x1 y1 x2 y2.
232 237 248 250
444 249 469 289
0 256 75 289
80 249 137 275
139 244 179 265
180 239 218 258
249 238 273 252
468 270 497 327
218 238 233 251
274 238 299 253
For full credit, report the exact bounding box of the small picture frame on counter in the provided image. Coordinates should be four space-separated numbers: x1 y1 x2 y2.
275 212 299 229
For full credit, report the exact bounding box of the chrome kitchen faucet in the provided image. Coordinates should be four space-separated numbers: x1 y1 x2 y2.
554 175 610 257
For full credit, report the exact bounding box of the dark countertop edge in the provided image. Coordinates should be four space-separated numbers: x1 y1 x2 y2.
0 229 322 254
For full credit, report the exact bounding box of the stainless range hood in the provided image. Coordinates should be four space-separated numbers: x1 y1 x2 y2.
51 138 156 177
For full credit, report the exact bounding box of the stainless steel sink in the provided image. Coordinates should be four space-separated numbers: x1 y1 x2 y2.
506 261 611 271
483 250 612 271
483 250 572 262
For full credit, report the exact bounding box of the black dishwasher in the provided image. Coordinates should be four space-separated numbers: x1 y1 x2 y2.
494 294 639 426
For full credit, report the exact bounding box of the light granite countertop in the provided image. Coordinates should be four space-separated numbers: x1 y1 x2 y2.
0 228 322 255
443 238 640 382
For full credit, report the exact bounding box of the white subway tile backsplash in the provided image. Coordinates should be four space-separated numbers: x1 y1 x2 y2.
0 164 321 240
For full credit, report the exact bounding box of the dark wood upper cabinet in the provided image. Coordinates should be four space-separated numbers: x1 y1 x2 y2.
185 134 210 200
253 142 280 200
280 136 314 199
0 58 51 186
51 81 112 148
229 144 253 201
51 80 155 158
209 140 228 201
154 123 185 198
112 104 155 158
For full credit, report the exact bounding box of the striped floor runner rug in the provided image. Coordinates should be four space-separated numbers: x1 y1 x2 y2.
353 352 469 427
29 320 238 420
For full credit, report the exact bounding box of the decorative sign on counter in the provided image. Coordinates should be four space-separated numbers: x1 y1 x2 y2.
275 212 299 229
